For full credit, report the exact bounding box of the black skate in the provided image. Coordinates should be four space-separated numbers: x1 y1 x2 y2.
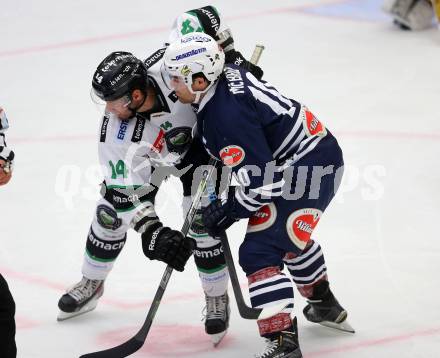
303 281 355 333
203 292 230 347
255 318 302 358
57 277 104 321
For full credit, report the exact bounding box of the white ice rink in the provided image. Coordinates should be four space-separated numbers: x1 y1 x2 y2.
1 0 440 357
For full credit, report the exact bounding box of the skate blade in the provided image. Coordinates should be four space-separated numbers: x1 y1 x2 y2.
57 299 99 321
210 331 227 347
318 319 355 333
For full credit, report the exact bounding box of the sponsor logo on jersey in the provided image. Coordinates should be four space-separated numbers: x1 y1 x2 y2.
152 129 165 153
131 117 146 142
175 48 207 61
144 47 166 69
247 203 277 233
181 34 211 43
193 247 224 259
88 231 125 251
198 7 220 32
286 208 322 250
304 109 327 137
100 115 110 142
219 145 245 167
112 193 140 204
117 120 129 140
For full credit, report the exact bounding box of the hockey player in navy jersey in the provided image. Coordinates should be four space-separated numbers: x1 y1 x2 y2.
163 33 354 357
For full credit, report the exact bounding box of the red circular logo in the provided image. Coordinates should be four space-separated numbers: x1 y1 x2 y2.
292 213 320 243
247 203 277 233
249 205 271 226
219 145 245 167
286 208 322 250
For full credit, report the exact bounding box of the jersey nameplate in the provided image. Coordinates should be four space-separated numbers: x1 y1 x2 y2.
224 67 244 94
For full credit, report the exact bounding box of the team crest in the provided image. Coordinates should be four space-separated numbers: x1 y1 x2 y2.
286 208 322 250
219 145 245 167
247 203 277 233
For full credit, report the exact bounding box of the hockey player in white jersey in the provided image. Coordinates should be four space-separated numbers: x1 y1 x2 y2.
0 108 14 186
57 52 231 345
0 107 17 358
383 0 440 30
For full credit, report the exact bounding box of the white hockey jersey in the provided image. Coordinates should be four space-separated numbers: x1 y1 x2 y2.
0 108 13 163
97 59 197 216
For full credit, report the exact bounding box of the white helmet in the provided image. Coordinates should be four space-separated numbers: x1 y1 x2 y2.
162 33 225 102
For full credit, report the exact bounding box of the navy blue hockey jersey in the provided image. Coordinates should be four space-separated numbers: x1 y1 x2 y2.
196 65 337 218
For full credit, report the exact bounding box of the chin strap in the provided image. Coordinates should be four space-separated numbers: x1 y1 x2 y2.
194 92 202 104
127 89 149 117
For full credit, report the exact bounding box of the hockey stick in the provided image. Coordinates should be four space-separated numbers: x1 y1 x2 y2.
79 159 219 358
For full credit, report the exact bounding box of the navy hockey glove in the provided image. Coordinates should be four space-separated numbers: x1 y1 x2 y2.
141 224 196 272
202 189 238 237
225 49 264 80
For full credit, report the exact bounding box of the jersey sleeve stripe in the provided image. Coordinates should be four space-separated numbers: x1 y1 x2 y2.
248 86 290 115
291 136 323 164
273 110 303 158
246 73 293 108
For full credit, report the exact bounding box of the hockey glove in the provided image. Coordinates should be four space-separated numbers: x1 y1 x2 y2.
141 224 196 272
202 189 238 237
225 49 264 80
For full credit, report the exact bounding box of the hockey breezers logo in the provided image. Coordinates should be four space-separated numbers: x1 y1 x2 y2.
286 208 322 250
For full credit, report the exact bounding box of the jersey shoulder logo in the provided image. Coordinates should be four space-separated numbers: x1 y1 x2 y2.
219 145 245 167
303 108 327 137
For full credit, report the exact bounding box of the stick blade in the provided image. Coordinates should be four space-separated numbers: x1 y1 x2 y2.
79 337 144 358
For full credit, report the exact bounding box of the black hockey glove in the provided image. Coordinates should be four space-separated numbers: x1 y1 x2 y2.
141 224 196 272
225 49 264 80
202 189 238 237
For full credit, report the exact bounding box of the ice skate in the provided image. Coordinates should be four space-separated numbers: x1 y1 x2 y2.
255 318 302 358
203 292 230 346
303 281 355 333
57 277 104 321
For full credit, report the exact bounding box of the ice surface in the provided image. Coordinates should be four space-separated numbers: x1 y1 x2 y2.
1 0 439 357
